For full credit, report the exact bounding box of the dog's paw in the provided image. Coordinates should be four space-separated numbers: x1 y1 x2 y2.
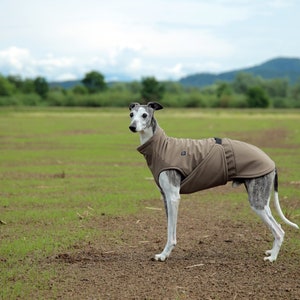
265 249 273 256
154 253 167 262
264 250 277 262
264 256 276 262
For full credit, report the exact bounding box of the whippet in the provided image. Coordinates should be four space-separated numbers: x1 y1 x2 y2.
129 102 299 262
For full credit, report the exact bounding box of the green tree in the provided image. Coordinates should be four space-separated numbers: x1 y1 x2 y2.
0 75 15 96
34 76 49 98
263 78 288 98
232 72 262 94
7 75 36 94
141 76 165 101
164 82 184 93
22 79 35 94
246 86 269 108
214 82 233 108
72 85 88 95
128 81 141 94
290 79 300 101
216 82 232 98
7 75 23 91
82 71 107 93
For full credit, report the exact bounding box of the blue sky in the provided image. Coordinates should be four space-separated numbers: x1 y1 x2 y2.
0 0 299 81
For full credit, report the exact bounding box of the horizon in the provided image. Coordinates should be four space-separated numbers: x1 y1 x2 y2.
50 56 300 83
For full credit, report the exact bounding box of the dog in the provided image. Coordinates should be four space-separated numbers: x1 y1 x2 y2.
129 102 298 262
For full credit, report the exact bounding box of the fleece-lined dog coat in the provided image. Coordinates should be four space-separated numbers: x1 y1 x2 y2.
137 127 275 194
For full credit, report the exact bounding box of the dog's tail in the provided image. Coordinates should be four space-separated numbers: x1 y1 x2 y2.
274 169 299 229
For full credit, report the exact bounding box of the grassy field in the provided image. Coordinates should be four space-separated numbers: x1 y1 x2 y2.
0 107 300 299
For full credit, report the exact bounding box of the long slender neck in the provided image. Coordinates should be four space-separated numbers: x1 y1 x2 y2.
139 117 158 145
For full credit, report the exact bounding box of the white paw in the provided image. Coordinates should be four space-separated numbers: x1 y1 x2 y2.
154 253 167 262
264 250 277 262
264 256 276 262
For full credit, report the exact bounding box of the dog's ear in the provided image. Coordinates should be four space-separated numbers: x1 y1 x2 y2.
147 102 163 111
129 102 140 110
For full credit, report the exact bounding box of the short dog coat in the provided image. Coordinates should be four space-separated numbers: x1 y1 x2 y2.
137 127 275 194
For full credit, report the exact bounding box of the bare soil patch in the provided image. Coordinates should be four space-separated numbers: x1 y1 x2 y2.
51 191 300 299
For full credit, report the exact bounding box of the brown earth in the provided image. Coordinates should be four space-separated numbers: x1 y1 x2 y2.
50 188 300 300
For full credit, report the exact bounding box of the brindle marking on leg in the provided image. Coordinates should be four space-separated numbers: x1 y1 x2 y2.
245 171 274 210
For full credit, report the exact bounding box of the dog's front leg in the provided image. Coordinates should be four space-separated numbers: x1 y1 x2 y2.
155 171 181 262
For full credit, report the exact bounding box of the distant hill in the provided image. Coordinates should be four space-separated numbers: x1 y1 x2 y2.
49 80 82 89
179 57 300 87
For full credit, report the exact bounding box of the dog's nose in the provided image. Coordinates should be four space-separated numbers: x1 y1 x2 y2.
129 125 136 132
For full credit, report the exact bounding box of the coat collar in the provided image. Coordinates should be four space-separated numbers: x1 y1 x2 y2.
137 126 166 155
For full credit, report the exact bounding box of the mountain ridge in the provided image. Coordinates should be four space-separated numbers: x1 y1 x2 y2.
179 57 300 87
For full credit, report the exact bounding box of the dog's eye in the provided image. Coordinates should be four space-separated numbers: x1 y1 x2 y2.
142 113 148 119
129 112 134 118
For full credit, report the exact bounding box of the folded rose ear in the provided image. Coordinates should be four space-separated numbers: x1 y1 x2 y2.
147 102 163 111
129 102 140 110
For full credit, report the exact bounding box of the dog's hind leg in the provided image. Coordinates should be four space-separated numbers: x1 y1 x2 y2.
253 206 285 262
155 170 181 261
245 171 285 262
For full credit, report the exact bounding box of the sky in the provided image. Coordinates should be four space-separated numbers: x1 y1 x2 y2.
0 0 299 82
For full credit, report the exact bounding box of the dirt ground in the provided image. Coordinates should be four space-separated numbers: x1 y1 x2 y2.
51 187 300 300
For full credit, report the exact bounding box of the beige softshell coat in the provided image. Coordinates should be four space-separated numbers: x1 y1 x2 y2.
137 127 275 194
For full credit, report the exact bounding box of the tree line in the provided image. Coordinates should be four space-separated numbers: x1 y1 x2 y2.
0 70 300 108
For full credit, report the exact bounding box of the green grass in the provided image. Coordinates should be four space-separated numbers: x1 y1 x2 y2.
0 107 300 298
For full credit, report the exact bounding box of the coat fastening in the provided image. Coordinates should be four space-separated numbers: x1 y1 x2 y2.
137 127 275 194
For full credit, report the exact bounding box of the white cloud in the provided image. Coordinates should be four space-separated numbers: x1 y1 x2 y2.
0 0 299 81
165 64 185 79
128 58 142 72
54 73 78 81
0 47 79 80
0 47 31 72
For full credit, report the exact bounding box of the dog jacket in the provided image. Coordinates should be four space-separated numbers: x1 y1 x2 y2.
137 127 275 194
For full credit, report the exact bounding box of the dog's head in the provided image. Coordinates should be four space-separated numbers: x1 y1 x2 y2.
128 102 163 133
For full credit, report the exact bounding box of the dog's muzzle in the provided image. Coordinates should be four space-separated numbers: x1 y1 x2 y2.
129 125 137 132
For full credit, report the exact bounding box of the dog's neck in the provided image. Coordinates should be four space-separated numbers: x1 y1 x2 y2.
139 117 158 145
